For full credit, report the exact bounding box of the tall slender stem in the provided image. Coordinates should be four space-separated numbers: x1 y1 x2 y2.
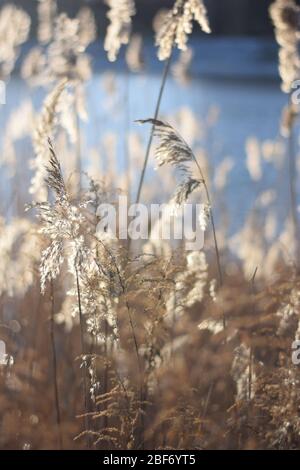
125 300 144 448
49 281 63 449
75 266 91 448
94 237 144 445
248 267 257 401
194 161 223 279
193 157 225 326
103 319 109 431
135 53 173 205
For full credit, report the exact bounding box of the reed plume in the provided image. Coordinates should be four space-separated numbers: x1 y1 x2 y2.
0 4 31 79
270 0 300 263
135 0 211 205
137 118 223 291
104 0 136 62
156 0 211 61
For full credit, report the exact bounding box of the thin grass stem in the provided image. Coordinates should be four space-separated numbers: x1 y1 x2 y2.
50 281 63 449
75 265 91 449
135 53 173 206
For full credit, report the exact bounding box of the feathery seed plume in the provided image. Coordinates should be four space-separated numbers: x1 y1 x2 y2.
156 0 211 61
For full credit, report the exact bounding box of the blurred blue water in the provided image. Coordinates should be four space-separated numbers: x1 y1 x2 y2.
0 38 293 235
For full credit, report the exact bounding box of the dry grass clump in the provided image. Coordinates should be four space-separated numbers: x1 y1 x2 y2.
1 0 300 451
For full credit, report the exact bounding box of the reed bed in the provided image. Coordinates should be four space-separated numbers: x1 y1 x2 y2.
1 0 300 450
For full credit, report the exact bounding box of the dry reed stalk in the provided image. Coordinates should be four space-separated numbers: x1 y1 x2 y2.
75 265 91 449
103 320 109 433
134 54 173 206
124 295 145 448
193 159 225 328
270 1 300 265
135 0 212 208
138 118 224 325
193 155 224 286
110 248 145 447
50 280 63 449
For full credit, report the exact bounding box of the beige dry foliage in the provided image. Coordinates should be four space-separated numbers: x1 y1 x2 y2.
270 0 300 94
104 0 136 62
156 0 211 60
37 0 57 45
0 4 31 78
1 0 300 452
30 79 67 200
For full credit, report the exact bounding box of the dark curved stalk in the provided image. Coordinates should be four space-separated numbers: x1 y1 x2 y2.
193 157 225 326
135 53 173 205
103 318 109 431
126 302 145 449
